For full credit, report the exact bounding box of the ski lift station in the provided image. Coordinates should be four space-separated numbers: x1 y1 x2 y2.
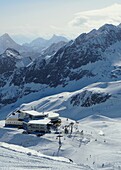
5 110 60 133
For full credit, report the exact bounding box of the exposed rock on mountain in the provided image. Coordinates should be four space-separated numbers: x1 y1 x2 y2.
1 24 121 110
18 81 121 120
14 24 121 87
42 41 67 57
70 90 111 107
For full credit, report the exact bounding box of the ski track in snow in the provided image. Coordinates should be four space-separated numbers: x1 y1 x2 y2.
0 141 87 170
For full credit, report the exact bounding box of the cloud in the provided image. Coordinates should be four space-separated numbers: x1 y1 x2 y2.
1 3 121 41
69 3 121 35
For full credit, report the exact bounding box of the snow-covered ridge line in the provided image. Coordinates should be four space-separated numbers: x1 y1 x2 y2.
0 142 70 163
1 23 121 117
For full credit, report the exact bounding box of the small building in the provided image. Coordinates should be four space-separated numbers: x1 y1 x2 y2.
5 112 23 127
48 112 60 123
25 119 51 133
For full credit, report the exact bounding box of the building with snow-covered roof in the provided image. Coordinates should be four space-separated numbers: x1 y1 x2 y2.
5 110 48 127
5 110 61 133
5 112 23 127
25 119 51 133
48 112 60 123
19 110 48 120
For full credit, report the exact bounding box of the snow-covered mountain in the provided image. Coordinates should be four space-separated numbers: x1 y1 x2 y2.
0 33 23 54
46 34 68 46
17 80 121 120
42 41 67 57
0 33 36 55
24 35 68 52
18 24 121 87
0 33 67 63
1 23 121 116
24 37 46 50
0 48 32 69
0 48 33 108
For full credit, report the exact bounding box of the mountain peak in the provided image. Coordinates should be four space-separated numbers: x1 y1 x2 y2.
98 24 117 32
0 33 22 54
51 34 68 40
118 23 121 28
49 34 68 44
1 33 11 40
2 33 9 36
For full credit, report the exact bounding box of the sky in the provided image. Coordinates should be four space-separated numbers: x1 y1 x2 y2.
0 0 121 43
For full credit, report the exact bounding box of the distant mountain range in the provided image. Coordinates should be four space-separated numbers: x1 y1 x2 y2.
0 33 68 54
1 23 121 119
23 34 68 52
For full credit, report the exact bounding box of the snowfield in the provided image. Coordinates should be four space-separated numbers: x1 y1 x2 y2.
1 116 121 169
1 80 121 169
16 80 121 120
0 144 86 170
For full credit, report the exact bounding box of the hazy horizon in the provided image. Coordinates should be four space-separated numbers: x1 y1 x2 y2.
1 0 121 43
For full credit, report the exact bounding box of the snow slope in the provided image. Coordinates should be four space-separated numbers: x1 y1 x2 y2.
0 119 91 170
0 143 87 170
1 116 121 169
14 80 121 120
